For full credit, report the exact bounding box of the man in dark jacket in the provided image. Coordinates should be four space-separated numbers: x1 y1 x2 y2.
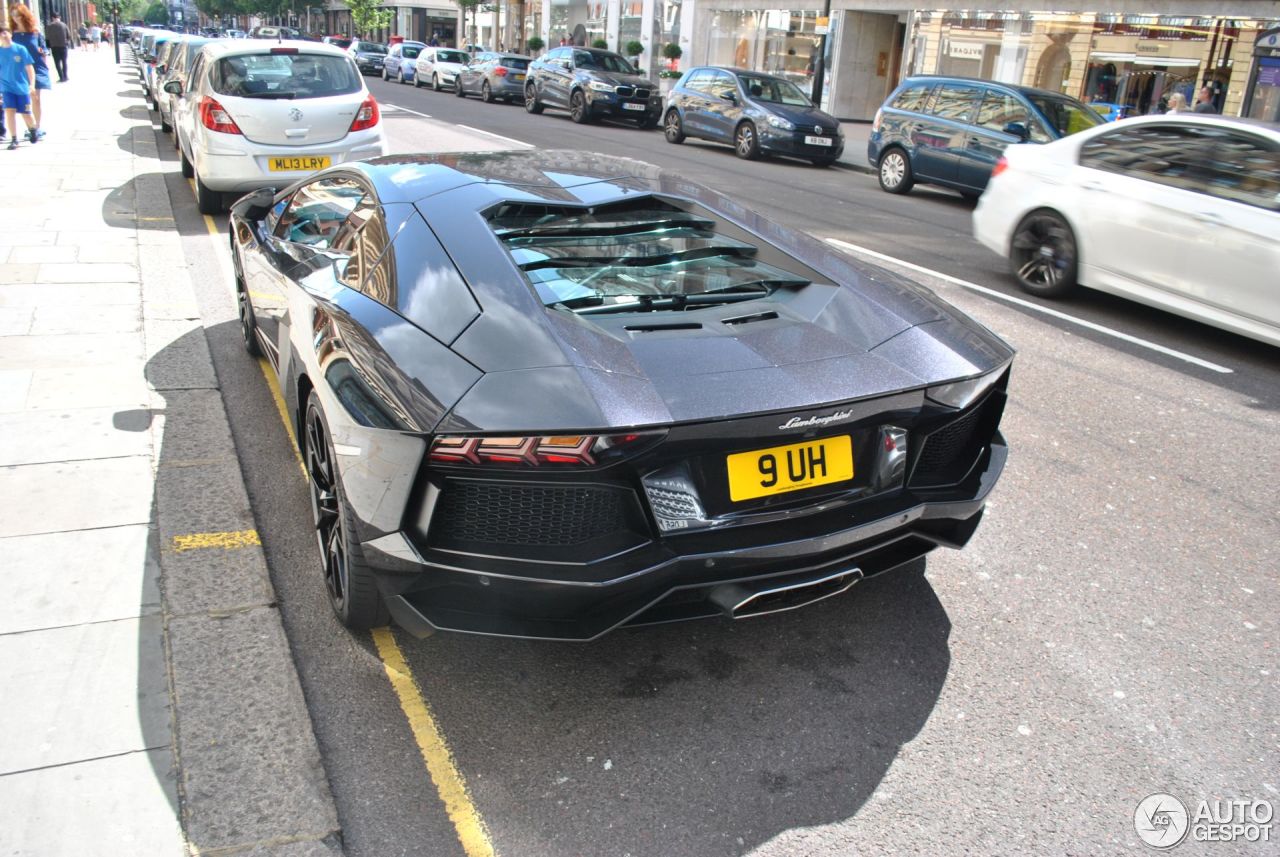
1193 85 1217 114
45 13 70 81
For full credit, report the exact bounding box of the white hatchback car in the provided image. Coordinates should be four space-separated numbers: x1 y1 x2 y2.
414 47 471 91
974 114 1280 347
170 41 388 213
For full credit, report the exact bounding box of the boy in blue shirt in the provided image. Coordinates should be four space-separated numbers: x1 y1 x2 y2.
0 26 38 150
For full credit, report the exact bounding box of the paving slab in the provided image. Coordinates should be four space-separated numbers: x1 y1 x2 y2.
0 281 142 307
0 456 154 538
0 305 34 335
30 304 141 336
36 262 141 283
20 364 151 411
1 524 159 634
0 263 39 284
9 245 79 264
0 749 185 857
0 405 155 466
145 318 221 390
0 615 170 773
0 368 33 409
0 332 144 370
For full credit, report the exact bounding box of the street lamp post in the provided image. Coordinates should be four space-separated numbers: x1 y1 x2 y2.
110 0 122 63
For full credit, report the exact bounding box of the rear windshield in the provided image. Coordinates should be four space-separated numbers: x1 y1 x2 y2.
212 53 362 99
436 50 470 64
328 38 352 49
490 198 811 313
1026 94 1104 137
401 45 422 59
500 56 529 69
737 74 811 106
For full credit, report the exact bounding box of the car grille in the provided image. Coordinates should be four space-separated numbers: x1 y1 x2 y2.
429 480 638 548
909 393 1002 488
614 85 651 99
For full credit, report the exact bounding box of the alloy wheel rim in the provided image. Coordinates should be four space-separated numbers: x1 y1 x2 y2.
737 126 753 155
572 93 584 120
305 406 346 609
237 291 252 347
666 113 680 138
882 154 904 188
1013 216 1073 289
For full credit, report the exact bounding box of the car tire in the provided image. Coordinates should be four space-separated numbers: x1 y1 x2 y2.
160 115 172 133
481 81 493 103
179 144 194 179
734 121 759 160
432 73 441 92
303 390 390 631
455 79 467 98
236 280 261 357
194 172 221 215
877 148 914 194
570 90 590 124
381 67 388 81
637 113 657 130
810 155 838 167
664 109 685 143
1009 209 1079 298
413 70 421 88
397 67 405 84
524 84 544 114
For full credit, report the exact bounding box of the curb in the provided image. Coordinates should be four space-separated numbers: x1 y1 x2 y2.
124 50 345 856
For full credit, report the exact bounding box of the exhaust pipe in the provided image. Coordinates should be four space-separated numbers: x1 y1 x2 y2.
709 567 864 619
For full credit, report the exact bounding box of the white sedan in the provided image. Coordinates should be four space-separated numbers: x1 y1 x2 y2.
974 113 1280 347
170 40 388 214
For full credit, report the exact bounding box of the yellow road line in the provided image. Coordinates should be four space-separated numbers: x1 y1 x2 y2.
372 627 496 857
187 173 494 857
171 530 261 552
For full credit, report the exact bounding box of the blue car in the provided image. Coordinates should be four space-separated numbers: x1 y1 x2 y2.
867 75 1102 197
382 41 425 84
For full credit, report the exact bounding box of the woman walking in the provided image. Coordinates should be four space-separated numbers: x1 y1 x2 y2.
9 5 48 138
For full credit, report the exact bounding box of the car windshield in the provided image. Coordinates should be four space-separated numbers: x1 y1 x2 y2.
357 42 387 54
438 50 470 64
490 198 811 312
738 74 811 106
574 51 635 74
212 53 362 99
1026 94 1104 137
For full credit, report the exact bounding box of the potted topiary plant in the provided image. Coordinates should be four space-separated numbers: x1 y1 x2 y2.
658 42 682 95
526 35 544 55
625 39 644 61
592 38 608 50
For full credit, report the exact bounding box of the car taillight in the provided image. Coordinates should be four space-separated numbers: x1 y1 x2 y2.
199 96 242 134
872 107 882 132
349 95 379 131
991 156 1008 178
429 431 665 468
494 66 508 77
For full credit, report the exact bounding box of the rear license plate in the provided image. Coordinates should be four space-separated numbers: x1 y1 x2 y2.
267 155 332 172
622 102 646 111
726 436 853 502
513 73 526 81
804 135 833 147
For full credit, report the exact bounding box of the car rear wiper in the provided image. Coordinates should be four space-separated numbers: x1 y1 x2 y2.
239 91 298 99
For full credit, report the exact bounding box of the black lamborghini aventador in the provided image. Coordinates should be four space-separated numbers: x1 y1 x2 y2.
229 150 1013 641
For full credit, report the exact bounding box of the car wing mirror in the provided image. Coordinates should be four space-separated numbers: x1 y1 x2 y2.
721 91 738 105
163 80 183 95
231 187 278 222
1004 121 1030 142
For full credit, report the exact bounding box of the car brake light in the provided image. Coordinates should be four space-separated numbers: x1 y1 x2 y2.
429 432 664 468
872 107 882 132
349 95 379 131
199 96 242 134
494 66 508 77
992 156 1008 178
271 47 299 54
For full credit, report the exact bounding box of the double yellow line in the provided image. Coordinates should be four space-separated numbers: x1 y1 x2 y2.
195 199 496 857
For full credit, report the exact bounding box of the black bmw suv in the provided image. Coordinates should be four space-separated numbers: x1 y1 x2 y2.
525 46 661 128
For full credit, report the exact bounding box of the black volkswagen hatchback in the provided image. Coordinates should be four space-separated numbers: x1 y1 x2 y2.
230 150 1012 640
664 66 845 165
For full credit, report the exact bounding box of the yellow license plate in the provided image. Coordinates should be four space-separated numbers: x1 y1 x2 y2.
726 436 853 502
267 155 331 172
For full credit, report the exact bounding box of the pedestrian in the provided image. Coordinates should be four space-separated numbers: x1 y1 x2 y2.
77 23 87 50
8 5 47 138
44 12 69 81
0 25 39 149
1165 92 1187 114
1193 85 1217 114
89 22 102 51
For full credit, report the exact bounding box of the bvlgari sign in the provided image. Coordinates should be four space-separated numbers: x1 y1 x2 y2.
948 42 985 61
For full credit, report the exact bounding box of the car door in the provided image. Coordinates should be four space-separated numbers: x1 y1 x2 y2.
174 52 205 156
914 83 983 186
676 69 715 137
1177 129 1280 330
702 70 743 143
385 44 400 77
961 89 1045 192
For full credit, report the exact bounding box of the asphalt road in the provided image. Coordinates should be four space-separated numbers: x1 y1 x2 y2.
161 90 1278 857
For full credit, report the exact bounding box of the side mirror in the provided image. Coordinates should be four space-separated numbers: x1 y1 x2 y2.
720 91 737 105
163 80 183 95
1004 121 1030 142
231 187 278 222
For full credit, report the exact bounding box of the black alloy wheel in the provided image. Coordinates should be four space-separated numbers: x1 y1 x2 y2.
432 73 441 91
878 147 914 194
481 81 493 103
525 83 544 113
734 122 759 160
303 391 388 629
570 90 591 124
236 282 261 356
664 109 685 143
1010 210 1079 298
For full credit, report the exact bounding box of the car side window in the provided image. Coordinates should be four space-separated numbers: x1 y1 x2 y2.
274 177 367 251
1200 131 1280 212
975 91 1049 142
683 69 712 93
189 55 204 87
335 199 391 291
1079 124 1217 195
930 85 982 124
707 70 737 101
890 83 932 112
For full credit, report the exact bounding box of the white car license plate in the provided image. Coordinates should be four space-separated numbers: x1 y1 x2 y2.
622 103 646 111
804 135 833 147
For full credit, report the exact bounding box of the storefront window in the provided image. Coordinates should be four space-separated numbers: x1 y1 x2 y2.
705 10 819 89
550 0 608 48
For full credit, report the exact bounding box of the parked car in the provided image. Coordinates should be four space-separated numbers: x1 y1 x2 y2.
170 41 388 214
322 36 352 50
249 26 299 39
382 41 424 84
974 114 1280 347
228 149 1013 638
524 46 661 127
347 40 387 75
141 34 173 105
156 35 212 133
664 66 844 165
225 28 246 39
868 75 1103 197
413 46 471 91
452 51 529 102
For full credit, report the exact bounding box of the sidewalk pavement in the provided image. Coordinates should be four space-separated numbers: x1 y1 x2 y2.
0 48 340 856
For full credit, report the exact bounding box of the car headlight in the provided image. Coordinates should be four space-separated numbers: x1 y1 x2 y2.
767 115 795 131
588 81 615 93
926 369 1004 410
